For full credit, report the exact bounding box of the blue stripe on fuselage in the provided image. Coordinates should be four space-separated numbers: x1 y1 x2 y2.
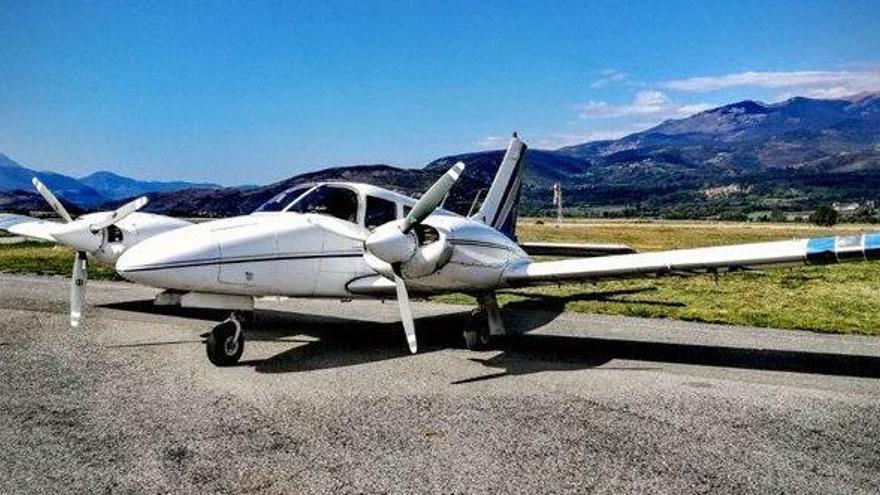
806 236 837 265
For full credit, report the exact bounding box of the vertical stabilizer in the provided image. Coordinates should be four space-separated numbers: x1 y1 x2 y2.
472 134 527 239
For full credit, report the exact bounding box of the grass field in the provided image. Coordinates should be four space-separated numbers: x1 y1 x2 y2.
2 219 880 336
0 242 119 280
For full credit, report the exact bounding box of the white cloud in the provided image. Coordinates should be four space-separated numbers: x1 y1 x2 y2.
531 130 634 149
590 69 628 89
477 136 508 149
478 130 637 150
675 103 715 116
577 90 713 120
661 69 880 96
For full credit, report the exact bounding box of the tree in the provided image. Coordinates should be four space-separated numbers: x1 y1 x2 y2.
770 208 786 223
810 205 839 227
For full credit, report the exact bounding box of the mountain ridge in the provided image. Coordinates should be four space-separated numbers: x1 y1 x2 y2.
78 171 220 201
0 154 223 207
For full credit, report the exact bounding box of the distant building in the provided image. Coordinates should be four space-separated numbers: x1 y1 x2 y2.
832 201 876 217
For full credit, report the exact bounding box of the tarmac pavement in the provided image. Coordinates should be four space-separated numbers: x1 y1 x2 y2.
0 273 878 493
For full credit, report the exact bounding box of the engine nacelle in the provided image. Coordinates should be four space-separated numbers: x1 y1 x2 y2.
365 224 453 280
90 213 192 265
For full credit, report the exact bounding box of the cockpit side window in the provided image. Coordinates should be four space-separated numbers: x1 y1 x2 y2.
365 195 398 229
287 185 359 223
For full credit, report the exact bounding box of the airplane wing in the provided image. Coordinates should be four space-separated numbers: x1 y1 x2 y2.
503 232 880 286
518 241 636 257
0 214 61 242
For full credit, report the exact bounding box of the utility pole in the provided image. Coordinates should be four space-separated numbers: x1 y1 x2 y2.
552 182 563 224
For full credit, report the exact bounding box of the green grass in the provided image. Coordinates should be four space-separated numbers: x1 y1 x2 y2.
3 219 880 335
433 219 880 336
0 242 119 280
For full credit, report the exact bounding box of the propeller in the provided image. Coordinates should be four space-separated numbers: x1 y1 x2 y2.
88 196 149 231
363 162 464 266
70 251 88 327
393 265 417 353
308 162 465 354
31 177 149 327
401 162 464 233
32 177 73 223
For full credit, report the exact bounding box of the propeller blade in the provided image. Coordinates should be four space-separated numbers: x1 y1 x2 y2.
308 215 370 241
393 270 417 354
401 162 464 233
32 177 73 223
88 196 149 231
70 251 88 327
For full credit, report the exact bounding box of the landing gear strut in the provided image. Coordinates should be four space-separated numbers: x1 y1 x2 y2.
463 292 506 350
206 312 245 366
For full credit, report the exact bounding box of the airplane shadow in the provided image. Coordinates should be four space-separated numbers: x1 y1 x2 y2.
98 294 880 381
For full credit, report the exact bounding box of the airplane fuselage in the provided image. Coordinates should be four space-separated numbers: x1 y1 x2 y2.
115 186 529 299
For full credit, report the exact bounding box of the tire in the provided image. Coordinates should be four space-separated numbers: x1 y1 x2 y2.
463 309 490 350
206 320 244 366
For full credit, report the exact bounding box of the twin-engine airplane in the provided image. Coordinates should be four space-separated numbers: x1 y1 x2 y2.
2 135 879 366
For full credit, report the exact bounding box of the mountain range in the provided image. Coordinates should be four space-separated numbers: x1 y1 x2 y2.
0 153 219 212
2 92 879 219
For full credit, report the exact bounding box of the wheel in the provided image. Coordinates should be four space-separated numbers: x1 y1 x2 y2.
463 308 490 350
206 320 244 366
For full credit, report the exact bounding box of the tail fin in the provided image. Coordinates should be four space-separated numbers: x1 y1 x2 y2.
472 133 527 240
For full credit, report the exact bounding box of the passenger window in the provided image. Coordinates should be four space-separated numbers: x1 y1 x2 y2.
365 196 398 229
287 185 359 223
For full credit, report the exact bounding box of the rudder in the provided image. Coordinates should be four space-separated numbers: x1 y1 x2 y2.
471 133 527 240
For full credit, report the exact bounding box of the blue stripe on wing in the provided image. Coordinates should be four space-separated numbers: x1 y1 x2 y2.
865 233 880 261
806 236 837 265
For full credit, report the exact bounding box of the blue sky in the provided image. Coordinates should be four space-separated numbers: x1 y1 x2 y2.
1 0 878 185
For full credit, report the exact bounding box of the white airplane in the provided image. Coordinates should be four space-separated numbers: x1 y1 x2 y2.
2 135 879 367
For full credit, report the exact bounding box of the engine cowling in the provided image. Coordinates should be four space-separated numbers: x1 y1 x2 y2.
364 223 453 280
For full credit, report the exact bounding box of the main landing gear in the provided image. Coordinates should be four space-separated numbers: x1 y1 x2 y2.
463 307 491 350
206 311 248 366
462 292 506 351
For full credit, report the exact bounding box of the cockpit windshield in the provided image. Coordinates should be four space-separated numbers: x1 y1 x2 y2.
286 185 359 223
254 185 312 213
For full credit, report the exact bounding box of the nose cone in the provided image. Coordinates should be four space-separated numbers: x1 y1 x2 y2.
364 223 416 265
116 224 220 290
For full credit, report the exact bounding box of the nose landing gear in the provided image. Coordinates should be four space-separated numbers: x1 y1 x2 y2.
206 312 246 366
